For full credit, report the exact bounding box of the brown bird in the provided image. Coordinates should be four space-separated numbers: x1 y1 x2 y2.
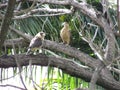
60 22 71 45
26 31 46 55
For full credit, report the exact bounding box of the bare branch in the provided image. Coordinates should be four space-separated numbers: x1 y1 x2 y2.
37 0 116 65
15 0 36 15
89 62 105 90
108 67 120 75
10 27 32 41
7 28 99 69
4 37 98 69
4 37 119 90
15 8 72 15
78 24 104 61
14 12 71 19
0 84 25 90
0 0 16 53
10 34 27 90
14 8 72 19
4 38 28 48
0 54 120 90
40 0 70 5
70 0 116 65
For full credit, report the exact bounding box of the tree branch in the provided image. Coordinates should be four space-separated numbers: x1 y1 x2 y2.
4 37 99 69
89 62 105 90
7 27 98 69
0 0 16 53
0 84 25 90
13 6 73 19
3 38 120 90
40 0 70 5
0 54 120 90
70 0 116 65
32 0 116 66
10 27 32 41
4 38 28 48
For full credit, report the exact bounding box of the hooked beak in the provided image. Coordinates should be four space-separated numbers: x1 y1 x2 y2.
61 22 65 26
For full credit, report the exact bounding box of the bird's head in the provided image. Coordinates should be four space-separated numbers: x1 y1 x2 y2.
36 31 46 40
62 22 69 28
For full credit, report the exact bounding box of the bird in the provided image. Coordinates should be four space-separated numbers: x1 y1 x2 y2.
26 31 46 55
60 22 71 45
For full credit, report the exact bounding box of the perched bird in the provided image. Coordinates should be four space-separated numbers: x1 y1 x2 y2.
26 31 46 55
60 22 71 45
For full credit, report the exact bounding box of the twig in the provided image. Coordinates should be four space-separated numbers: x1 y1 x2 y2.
45 49 60 57
0 69 20 81
89 62 105 90
0 84 25 90
109 67 120 74
42 17 48 31
10 27 32 41
0 53 120 89
79 29 103 61
15 0 37 15
28 60 38 90
10 33 27 90
14 12 72 20
87 23 99 42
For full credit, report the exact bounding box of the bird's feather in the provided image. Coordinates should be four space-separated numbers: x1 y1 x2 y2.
29 37 42 48
26 32 45 55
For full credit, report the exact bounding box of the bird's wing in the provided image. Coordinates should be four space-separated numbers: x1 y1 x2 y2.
29 37 42 48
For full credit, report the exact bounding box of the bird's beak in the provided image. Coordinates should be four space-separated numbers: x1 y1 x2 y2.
61 22 65 26
43 33 46 36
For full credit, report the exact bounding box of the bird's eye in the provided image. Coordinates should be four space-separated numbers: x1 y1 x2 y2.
40 33 43 36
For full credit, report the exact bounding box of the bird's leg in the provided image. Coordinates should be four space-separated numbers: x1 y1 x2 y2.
41 48 46 55
36 49 39 54
65 44 70 47
61 41 66 44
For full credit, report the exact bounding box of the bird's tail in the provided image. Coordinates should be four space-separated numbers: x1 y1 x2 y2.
26 48 32 55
